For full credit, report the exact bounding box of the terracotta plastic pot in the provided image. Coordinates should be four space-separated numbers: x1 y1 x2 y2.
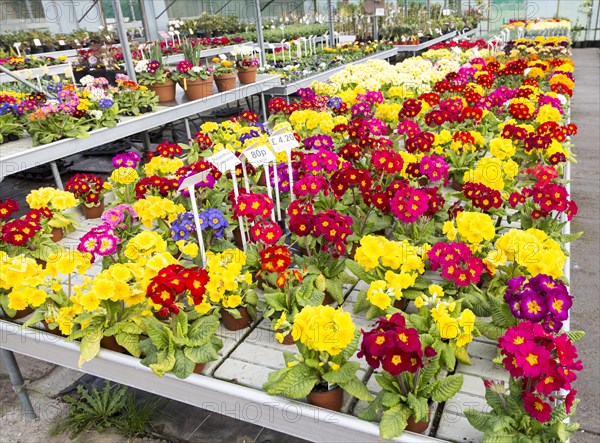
82 200 105 219
1 306 35 320
393 298 410 311
214 73 237 92
221 306 252 331
149 79 176 102
50 227 64 242
180 77 214 100
406 409 431 434
43 320 64 337
322 291 335 305
237 66 257 85
276 329 295 345
100 335 128 354
193 363 206 374
306 385 343 411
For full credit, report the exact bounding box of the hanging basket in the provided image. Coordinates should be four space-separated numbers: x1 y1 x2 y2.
148 78 176 102
214 73 237 92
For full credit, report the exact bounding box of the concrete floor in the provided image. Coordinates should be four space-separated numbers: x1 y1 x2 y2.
569 48 600 443
1 48 599 443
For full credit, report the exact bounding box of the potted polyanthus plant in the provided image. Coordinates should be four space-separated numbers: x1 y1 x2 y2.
171 39 214 100
263 305 373 411
212 56 237 92
465 322 583 443
358 313 464 439
135 43 176 102
233 45 259 84
64 173 111 219
25 187 79 242
141 263 223 377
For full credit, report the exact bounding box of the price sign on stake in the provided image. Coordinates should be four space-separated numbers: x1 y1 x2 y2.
241 145 277 222
242 145 275 168
269 132 298 152
207 149 241 173
177 171 210 266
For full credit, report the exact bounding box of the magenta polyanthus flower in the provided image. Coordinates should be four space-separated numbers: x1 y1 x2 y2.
390 187 429 223
522 392 552 423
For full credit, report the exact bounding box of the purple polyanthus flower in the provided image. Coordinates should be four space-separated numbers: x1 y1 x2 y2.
419 155 449 182
199 208 228 238
297 88 316 99
350 102 372 118
503 274 573 333
304 134 334 151
98 97 114 109
102 204 137 229
327 97 343 109
171 212 195 241
538 96 564 114
112 151 141 168
77 225 119 261
177 171 216 197
239 130 260 143
365 118 388 136
269 163 297 193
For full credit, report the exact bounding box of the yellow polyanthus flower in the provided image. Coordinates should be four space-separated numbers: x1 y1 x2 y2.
456 212 495 244
367 280 391 310
291 305 355 356
110 167 139 185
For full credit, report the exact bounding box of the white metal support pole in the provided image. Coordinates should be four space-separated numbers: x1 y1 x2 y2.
50 162 64 190
253 0 267 66
112 0 136 82
0 349 37 420
328 0 335 47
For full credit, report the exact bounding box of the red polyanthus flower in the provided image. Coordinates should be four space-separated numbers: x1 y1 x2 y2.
0 198 19 220
522 392 552 423
260 245 292 273
250 220 282 245
390 187 429 223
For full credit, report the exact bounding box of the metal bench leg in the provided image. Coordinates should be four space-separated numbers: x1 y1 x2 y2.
0 349 37 420
50 161 64 190
260 92 268 123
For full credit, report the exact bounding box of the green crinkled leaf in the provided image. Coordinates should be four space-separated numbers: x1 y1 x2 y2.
366 304 386 320
345 259 378 283
464 408 493 432
183 344 219 364
325 278 344 304
353 289 371 314
431 374 463 402
358 391 383 422
558 231 583 243
455 344 472 366
145 318 171 350
172 349 196 379
338 329 360 362
78 331 102 367
115 332 141 357
482 431 518 443
408 313 430 332
188 315 220 347
149 347 176 377
322 361 360 384
407 393 429 423
376 372 401 393
264 291 288 312
381 391 402 408
262 363 319 399
476 319 507 341
338 376 374 402
380 404 411 440
566 330 585 342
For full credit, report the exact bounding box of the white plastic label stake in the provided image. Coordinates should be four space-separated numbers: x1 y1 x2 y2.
452 47 462 55
269 131 298 152
375 8 385 16
158 31 170 40
242 145 275 168
33 39 42 47
58 40 66 46
178 171 210 266
13 42 21 56
207 149 241 173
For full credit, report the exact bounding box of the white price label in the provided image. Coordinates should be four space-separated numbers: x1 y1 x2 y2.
177 170 210 192
207 149 241 173
158 31 170 39
242 145 275 167
472 47 481 57
58 39 66 46
269 132 298 152
33 39 42 47
452 47 462 55
375 8 385 16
